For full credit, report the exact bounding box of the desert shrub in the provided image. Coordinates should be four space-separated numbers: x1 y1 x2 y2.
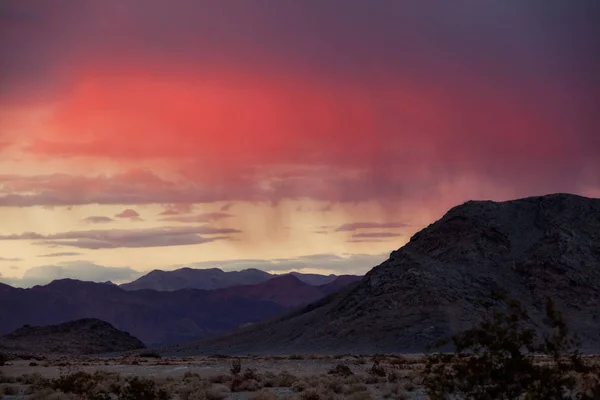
249 388 279 400
0 371 17 384
0 352 10 366
424 294 600 399
343 383 368 395
178 381 228 400
209 374 232 384
205 385 229 400
243 367 259 380
369 361 386 377
230 358 242 376
2 385 19 395
20 372 46 385
138 351 161 359
328 364 354 377
346 391 373 400
29 388 80 399
383 383 409 400
121 377 170 400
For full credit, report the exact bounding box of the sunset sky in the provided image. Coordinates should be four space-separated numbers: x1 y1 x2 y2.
1 1 599 287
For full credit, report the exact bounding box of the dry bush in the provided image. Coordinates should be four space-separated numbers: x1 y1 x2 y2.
209 374 232 384
2 384 19 395
346 391 373 400
121 376 170 400
29 388 80 400
382 383 409 400
249 388 279 400
178 381 229 400
328 364 354 377
230 358 242 375
342 383 368 395
259 371 298 388
424 294 600 399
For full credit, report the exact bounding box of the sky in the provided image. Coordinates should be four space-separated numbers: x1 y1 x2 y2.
1 1 599 287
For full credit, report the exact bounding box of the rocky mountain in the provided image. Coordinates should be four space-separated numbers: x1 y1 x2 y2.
0 274 360 347
162 193 600 355
0 318 145 355
120 267 344 291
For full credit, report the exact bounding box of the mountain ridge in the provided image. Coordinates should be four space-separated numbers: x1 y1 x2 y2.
120 267 349 291
161 193 600 355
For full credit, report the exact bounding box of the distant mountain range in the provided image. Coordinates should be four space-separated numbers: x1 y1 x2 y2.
119 268 341 291
0 318 145 355
0 273 361 346
162 193 600 355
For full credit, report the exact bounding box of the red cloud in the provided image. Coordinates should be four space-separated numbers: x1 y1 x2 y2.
115 209 140 219
26 67 597 188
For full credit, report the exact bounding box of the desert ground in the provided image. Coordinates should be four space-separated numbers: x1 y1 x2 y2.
0 354 428 399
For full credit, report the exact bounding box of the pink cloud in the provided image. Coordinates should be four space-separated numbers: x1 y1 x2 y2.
115 208 141 219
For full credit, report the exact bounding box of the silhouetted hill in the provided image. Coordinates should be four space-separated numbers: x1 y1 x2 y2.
0 279 285 346
0 274 360 347
0 318 145 355
120 267 349 291
163 193 600 355
120 267 272 291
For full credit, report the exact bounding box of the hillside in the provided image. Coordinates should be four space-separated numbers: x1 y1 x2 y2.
162 193 600 355
0 274 360 347
0 318 145 355
209 274 361 308
120 267 343 291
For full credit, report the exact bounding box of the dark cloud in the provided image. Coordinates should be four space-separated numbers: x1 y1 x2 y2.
160 212 232 223
351 232 403 239
158 204 194 216
336 222 409 232
38 252 82 258
2 1 599 103
115 208 142 220
0 226 240 249
0 261 142 288
0 1 598 211
82 216 114 224
0 256 22 262
220 203 234 212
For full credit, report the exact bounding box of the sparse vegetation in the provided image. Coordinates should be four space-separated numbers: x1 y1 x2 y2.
423 294 600 399
229 358 242 375
138 351 162 358
0 351 10 366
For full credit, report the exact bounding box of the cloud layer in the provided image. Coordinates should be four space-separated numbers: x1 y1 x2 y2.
0 226 240 249
0 1 598 210
0 261 142 288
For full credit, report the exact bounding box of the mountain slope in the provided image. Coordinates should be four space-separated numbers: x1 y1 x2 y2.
163 193 600 355
0 318 145 355
209 275 336 308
